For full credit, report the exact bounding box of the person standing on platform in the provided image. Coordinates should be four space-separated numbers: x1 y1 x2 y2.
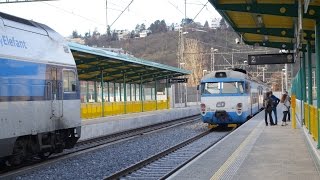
270 91 280 125
280 93 290 126
285 90 291 121
264 92 275 126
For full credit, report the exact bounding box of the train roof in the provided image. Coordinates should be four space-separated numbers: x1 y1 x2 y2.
0 12 74 66
201 68 266 85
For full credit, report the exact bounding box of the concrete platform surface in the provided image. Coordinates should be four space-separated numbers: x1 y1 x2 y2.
169 111 320 180
80 106 200 141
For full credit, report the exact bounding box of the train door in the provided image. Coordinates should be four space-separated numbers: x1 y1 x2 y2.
49 67 63 119
245 82 252 116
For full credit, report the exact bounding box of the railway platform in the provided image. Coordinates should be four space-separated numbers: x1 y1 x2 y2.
169 110 320 180
80 105 199 141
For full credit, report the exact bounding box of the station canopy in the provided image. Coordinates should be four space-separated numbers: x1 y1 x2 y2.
209 0 320 52
68 42 190 84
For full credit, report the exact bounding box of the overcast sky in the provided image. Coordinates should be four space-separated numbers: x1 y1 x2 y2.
0 0 221 37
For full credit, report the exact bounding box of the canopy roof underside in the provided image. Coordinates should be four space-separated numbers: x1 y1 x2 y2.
209 0 320 51
69 42 190 84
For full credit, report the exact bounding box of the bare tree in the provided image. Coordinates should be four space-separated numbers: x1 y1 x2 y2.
184 38 206 87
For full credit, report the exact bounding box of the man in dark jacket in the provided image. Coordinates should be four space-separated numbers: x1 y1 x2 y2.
264 92 275 126
270 91 280 125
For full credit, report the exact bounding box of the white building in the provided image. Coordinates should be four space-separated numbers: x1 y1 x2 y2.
211 18 221 29
139 30 151 38
115 30 131 40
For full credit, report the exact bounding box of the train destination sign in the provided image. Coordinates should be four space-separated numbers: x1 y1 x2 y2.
248 53 295 65
169 78 188 83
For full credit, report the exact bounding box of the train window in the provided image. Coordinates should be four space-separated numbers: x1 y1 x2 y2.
202 82 220 94
245 82 250 93
215 72 227 78
63 70 76 92
221 82 244 94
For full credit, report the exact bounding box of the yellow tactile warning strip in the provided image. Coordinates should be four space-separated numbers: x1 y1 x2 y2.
210 120 265 180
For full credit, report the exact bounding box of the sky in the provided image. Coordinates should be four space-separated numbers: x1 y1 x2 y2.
0 0 221 37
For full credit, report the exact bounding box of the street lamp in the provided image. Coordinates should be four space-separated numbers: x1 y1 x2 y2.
262 67 266 82
284 64 288 91
211 48 218 72
282 68 286 92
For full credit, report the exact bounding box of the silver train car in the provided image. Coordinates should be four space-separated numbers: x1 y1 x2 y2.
0 12 81 165
200 68 269 127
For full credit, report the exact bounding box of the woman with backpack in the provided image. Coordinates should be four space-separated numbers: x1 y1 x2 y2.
264 92 275 126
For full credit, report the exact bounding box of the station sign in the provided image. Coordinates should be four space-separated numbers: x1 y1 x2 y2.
169 78 188 83
248 53 295 65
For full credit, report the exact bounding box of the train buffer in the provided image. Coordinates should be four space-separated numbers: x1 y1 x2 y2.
168 109 320 180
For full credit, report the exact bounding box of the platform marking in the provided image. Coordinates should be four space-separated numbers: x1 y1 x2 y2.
210 120 265 180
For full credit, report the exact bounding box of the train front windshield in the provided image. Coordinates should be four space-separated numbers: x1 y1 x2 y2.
201 82 245 95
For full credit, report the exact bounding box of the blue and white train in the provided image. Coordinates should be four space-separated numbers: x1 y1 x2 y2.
200 68 269 127
0 12 81 165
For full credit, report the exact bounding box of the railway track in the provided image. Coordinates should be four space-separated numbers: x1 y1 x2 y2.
0 115 200 179
104 127 232 180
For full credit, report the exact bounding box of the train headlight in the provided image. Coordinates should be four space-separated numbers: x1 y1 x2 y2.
236 103 243 115
200 103 206 115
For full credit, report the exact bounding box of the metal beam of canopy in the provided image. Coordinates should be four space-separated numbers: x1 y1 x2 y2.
68 42 190 83
209 1 317 51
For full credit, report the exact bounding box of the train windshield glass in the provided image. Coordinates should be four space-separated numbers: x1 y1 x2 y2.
202 82 220 94
221 82 244 94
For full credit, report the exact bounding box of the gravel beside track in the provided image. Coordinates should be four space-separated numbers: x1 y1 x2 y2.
16 119 209 180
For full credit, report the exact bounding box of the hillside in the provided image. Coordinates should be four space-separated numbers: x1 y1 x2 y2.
81 28 302 90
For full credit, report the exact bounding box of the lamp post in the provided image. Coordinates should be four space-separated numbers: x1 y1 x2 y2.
285 64 288 91
180 62 187 107
262 67 266 82
282 68 286 92
211 48 218 72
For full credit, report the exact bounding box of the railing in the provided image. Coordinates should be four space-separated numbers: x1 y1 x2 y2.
293 99 319 142
80 100 170 119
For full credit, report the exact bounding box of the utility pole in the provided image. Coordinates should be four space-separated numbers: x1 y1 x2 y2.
185 0 187 21
211 47 214 71
106 0 108 32
177 29 184 106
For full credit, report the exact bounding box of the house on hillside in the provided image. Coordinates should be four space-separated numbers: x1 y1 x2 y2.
211 18 221 29
66 37 85 44
115 30 131 40
139 30 152 38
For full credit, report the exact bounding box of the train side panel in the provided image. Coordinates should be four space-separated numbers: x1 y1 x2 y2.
0 12 81 163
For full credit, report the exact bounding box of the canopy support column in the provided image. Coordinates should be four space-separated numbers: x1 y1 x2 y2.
101 70 104 117
315 21 320 148
94 81 97 102
155 78 157 110
107 82 110 102
166 76 169 109
113 82 116 102
307 41 313 133
123 73 127 114
140 76 144 112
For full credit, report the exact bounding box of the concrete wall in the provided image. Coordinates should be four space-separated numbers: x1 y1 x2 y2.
80 106 200 141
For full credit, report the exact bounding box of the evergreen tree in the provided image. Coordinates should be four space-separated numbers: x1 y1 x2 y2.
204 21 209 28
135 24 141 33
72 30 80 38
107 25 111 37
140 23 146 31
219 18 227 29
148 20 167 34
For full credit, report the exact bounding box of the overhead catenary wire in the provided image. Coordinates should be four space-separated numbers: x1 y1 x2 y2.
192 1 208 22
109 0 134 28
41 2 105 27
